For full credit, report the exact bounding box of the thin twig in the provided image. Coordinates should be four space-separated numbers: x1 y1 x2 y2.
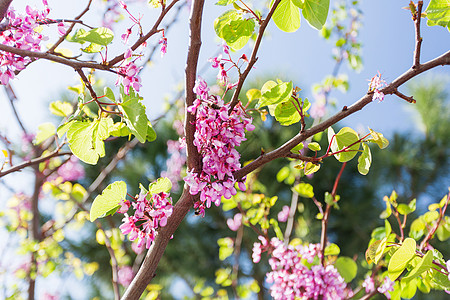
0 150 71 178
393 89 416 103
284 177 300 244
4 83 27 134
320 162 346 264
412 1 423 68
228 0 282 111
419 191 450 251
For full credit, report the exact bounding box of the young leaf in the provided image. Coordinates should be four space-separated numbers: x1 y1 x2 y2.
34 123 56 145
258 81 293 107
402 250 434 282
388 238 417 281
149 177 172 195
215 0 236 5
67 118 113 165
293 182 314 198
330 127 360 162
146 122 157 142
272 0 301 33
49 101 73 117
304 162 320 175
290 142 304 153
302 0 330 30
246 89 262 102
324 243 340 256
368 128 389 149
104 87 116 101
334 256 357 283
76 27 114 46
90 181 127 222
119 92 149 143
214 10 255 50
110 122 131 137
357 143 372 175
273 100 301 126
425 0 450 29
308 142 321 151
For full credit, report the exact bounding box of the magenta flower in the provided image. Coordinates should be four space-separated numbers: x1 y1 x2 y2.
117 266 134 287
57 156 85 182
159 36 167 57
277 205 290 222
226 213 242 231
368 72 386 102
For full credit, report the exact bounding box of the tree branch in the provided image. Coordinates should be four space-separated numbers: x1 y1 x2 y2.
0 0 12 22
412 1 423 68
229 0 282 110
121 1 205 298
233 50 450 180
0 150 71 178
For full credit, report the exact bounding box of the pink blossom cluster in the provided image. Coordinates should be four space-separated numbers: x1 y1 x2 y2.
118 189 173 250
277 205 290 222
226 213 242 231
208 44 248 86
161 140 186 192
57 156 85 182
184 76 255 216
116 48 142 94
257 238 348 300
368 72 386 102
0 1 50 85
117 265 134 287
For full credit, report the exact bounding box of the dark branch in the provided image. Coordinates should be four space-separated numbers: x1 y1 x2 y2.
0 0 12 22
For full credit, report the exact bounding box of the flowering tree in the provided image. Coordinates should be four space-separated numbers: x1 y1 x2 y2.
0 0 449 299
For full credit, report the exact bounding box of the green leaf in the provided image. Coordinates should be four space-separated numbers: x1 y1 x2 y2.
400 278 418 299
398 199 416 216
218 238 234 260
246 89 261 102
277 166 290 182
304 162 320 175
357 143 372 175
302 0 330 30
215 0 236 5
329 127 360 162
290 142 304 153
292 0 303 8
49 101 73 117
67 118 113 165
402 251 434 282
272 0 301 32
388 238 417 281
368 128 389 149
425 0 450 29
273 100 301 126
146 122 157 142
308 142 321 151
214 10 255 50
222 19 255 44
269 219 284 240
324 243 340 256
90 181 127 222
81 43 103 53
375 237 387 264
334 256 357 283
34 123 56 145
104 87 116 101
110 122 131 137
293 182 314 198
119 89 149 143
149 177 172 194
366 240 381 264
57 120 74 138
258 81 293 107
76 27 114 46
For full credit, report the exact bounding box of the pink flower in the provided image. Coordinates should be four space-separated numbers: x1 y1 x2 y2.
57 22 67 36
159 37 167 57
252 242 262 263
277 205 290 222
362 276 375 293
117 266 134 287
226 213 242 231
368 72 386 102
57 156 85 182
377 277 394 299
